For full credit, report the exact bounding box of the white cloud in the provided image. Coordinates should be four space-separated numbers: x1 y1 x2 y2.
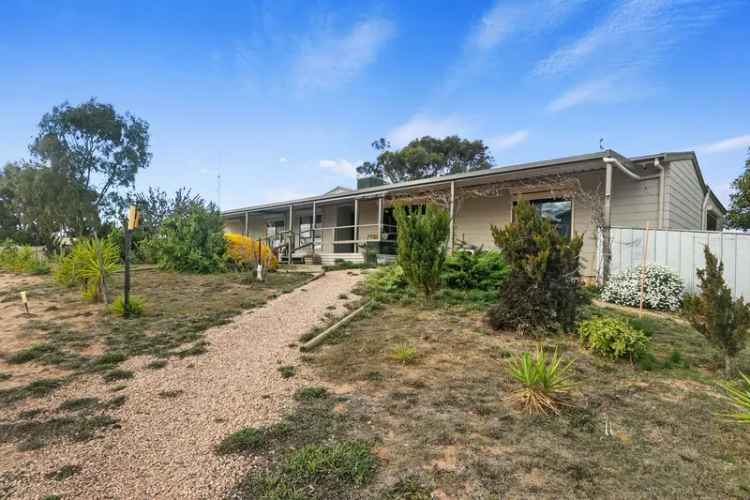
442 1 585 93
535 0 725 78
279 157 288 163
294 18 395 90
489 130 529 151
698 135 750 154
468 0 587 52
319 159 358 177
387 114 469 149
547 78 615 112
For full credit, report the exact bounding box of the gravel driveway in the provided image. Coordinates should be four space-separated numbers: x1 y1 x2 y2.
0 270 363 499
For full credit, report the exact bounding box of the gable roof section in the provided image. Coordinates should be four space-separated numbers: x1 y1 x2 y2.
323 186 354 195
630 151 726 214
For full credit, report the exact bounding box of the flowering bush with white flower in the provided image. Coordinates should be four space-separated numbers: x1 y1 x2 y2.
601 264 684 311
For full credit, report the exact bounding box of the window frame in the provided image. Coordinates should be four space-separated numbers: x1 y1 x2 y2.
512 194 575 238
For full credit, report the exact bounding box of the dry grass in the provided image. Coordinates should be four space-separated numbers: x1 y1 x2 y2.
305 303 750 498
0 269 312 461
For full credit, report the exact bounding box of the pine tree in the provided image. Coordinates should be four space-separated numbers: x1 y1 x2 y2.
683 246 750 376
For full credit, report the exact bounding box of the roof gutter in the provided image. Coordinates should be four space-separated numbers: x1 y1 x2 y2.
701 190 711 229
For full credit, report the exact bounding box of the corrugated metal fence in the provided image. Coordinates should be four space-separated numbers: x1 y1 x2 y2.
602 226 750 299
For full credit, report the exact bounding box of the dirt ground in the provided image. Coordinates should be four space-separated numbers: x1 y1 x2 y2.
1 269 363 499
301 303 750 499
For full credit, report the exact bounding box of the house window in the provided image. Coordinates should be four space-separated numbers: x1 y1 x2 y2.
515 198 573 238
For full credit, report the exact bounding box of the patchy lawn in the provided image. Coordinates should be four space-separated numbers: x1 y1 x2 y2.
268 302 750 499
0 269 312 447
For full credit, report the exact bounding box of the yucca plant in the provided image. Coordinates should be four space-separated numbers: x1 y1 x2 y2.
507 346 575 415
55 236 121 303
719 372 750 423
390 343 417 365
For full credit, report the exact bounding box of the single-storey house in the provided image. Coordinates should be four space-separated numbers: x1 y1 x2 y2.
223 150 726 279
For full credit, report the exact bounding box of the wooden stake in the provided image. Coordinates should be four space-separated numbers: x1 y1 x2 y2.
639 222 650 317
20 291 29 315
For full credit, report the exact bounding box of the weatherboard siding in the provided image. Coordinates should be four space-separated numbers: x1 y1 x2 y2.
609 167 660 228
664 159 704 229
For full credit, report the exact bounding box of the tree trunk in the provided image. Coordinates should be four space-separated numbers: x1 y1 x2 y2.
725 354 735 378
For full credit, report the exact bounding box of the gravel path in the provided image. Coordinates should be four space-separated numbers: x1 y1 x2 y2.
0 270 362 499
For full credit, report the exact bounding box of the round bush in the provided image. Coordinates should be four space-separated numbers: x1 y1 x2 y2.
600 264 683 311
578 316 649 361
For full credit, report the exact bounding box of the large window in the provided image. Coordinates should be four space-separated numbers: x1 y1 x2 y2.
516 198 572 238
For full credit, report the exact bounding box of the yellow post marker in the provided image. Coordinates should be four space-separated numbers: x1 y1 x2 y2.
124 205 140 318
127 206 141 231
20 291 29 314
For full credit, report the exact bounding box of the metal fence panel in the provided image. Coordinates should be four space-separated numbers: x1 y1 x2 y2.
605 227 750 300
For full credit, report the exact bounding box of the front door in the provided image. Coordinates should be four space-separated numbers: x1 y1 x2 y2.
334 206 354 253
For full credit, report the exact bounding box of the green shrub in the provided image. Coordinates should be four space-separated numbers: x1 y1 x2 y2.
365 264 413 302
215 427 268 454
294 386 328 401
507 346 574 415
390 344 417 365
54 236 121 303
0 241 50 274
578 316 649 361
442 248 507 291
109 294 145 317
152 204 227 273
683 246 750 376
719 372 750 423
488 200 582 334
278 365 296 378
393 202 450 298
285 440 376 487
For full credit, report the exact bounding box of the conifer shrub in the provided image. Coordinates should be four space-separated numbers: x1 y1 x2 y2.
488 200 583 334
683 246 750 376
442 248 507 291
393 202 450 299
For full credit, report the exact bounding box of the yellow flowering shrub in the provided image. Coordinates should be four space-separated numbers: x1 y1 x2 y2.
224 233 279 270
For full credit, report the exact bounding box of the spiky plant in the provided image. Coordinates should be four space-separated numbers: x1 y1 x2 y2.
507 346 575 415
719 372 750 423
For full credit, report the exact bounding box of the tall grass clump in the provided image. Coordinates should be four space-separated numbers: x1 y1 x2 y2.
719 372 750 423
507 346 575 415
54 236 121 303
109 294 145 317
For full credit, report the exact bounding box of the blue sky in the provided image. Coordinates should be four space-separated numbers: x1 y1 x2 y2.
1 0 748 211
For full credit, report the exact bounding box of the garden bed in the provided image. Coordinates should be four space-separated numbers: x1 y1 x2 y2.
254 302 750 498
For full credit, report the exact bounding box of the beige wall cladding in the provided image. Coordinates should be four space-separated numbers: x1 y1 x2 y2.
664 159 704 229
453 169 604 277
609 167 660 228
